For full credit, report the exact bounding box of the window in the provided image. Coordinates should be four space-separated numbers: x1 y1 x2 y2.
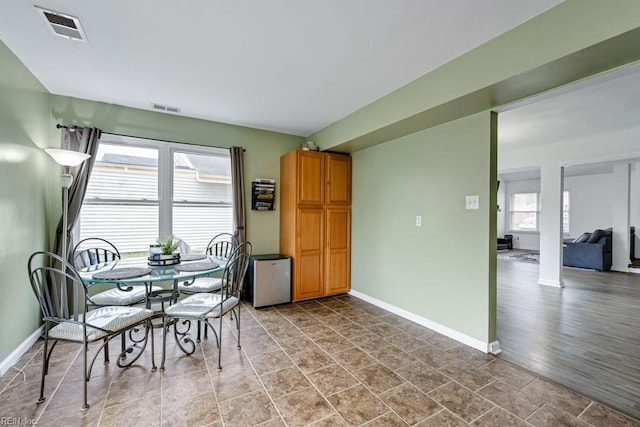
510 192 539 231
77 135 232 257
563 190 570 234
509 191 570 233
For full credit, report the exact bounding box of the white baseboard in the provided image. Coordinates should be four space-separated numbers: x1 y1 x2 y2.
488 340 502 355
0 327 42 376
612 264 630 273
537 278 564 288
348 290 500 355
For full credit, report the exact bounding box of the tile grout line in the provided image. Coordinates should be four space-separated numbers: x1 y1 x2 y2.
296 298 417 426
247 301 349 426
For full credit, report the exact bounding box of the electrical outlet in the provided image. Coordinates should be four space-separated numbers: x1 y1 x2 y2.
465 195 479 210
416 215 422 227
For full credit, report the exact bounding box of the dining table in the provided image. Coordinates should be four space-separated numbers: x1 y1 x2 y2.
78 254 225 369
78 253 224 309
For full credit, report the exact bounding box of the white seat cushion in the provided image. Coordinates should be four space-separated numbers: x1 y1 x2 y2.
48 306 154 342
91 285 162 306
165 293 238 319
178 277 225 293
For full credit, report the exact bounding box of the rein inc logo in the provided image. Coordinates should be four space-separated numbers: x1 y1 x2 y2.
0 417 36 425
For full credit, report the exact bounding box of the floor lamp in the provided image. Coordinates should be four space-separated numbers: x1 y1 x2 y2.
45 148 91 262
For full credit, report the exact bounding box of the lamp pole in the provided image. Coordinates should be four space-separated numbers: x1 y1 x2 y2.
60 170 73 261
45 148 90 317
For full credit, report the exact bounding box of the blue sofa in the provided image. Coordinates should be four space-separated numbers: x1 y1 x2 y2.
563 228 612 271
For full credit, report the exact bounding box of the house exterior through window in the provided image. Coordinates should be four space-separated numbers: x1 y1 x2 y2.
77 134 232 257
510 192 539 231
509 191 570 233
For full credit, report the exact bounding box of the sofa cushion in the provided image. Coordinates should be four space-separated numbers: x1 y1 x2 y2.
573 233 591 243
586 229 607 243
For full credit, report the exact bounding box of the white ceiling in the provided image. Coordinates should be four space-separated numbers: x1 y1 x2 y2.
0 0 562 137
498 61 640 181
498 61 640 149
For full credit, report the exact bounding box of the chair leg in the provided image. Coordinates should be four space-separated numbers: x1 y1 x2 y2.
217 315 222 371
120 333 126 359
37 336 48 404
196 321 201 342
103 337 110 364
82 341 90 410
160 316 168 372
149 320 157 372
236 304 241 350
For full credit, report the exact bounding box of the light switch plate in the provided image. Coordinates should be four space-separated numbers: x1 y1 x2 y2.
416 215 422 227
465 195 479 210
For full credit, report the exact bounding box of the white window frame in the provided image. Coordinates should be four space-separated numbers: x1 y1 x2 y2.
507 191 570 234
76 134 231 253
509 192 540 232
563 190 570 235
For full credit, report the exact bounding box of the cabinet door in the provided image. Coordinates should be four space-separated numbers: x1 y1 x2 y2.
297 151 324 205
294 208 324 301
326 154 351 205
325 207 351 295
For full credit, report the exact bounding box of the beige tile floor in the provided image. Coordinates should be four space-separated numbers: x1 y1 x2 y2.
1 294 639 426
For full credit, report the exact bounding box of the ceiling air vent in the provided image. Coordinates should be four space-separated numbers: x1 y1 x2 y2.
152 103 182 114
35 6 87 42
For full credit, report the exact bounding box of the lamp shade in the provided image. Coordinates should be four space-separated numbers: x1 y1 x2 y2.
45 148 91 167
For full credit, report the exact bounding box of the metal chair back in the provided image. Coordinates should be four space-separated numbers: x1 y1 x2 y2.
28 251 88 325
220 241 252 300
205 232 239 260
72 237 120 270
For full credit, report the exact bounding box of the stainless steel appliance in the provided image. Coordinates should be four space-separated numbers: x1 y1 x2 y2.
246 254 291 308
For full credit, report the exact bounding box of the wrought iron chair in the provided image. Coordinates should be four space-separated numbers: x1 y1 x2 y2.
178 233 239 294
73 237 162 307
28 251 155 410
73 238 162 361
161 241 252 371
178 233 239 341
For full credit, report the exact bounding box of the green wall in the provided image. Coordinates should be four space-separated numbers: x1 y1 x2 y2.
351 111 497 342
311 0 640 348
3 0 640 363
0 40 54 364
0 43 302 365
50 96 303 255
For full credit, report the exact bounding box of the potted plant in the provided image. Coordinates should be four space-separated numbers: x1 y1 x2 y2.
148 235 182 266
161 235 181 254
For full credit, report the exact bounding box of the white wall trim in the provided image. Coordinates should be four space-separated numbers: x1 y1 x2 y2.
0 327 42 376
349 290 500 355
538 278 564 288
612 265 630 273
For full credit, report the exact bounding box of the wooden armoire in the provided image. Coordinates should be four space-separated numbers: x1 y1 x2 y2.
279 149 351 301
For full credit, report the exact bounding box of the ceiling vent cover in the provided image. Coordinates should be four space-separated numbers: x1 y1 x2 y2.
35 6 87 42
152 103 182 114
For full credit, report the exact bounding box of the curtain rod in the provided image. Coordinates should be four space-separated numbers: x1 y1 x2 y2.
55 124 245 152
56 123 82 130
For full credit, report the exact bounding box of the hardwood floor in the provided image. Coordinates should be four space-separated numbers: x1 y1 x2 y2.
497 258 640 420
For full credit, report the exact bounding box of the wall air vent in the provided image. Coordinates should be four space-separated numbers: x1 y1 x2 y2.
35 6 87 42
152 103 182 114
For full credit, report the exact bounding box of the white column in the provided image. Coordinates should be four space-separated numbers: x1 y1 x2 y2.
538 162 564 287
611 163 631 272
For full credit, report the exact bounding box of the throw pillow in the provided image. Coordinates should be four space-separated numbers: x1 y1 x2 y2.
574 232 591 243
586 229 606 243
